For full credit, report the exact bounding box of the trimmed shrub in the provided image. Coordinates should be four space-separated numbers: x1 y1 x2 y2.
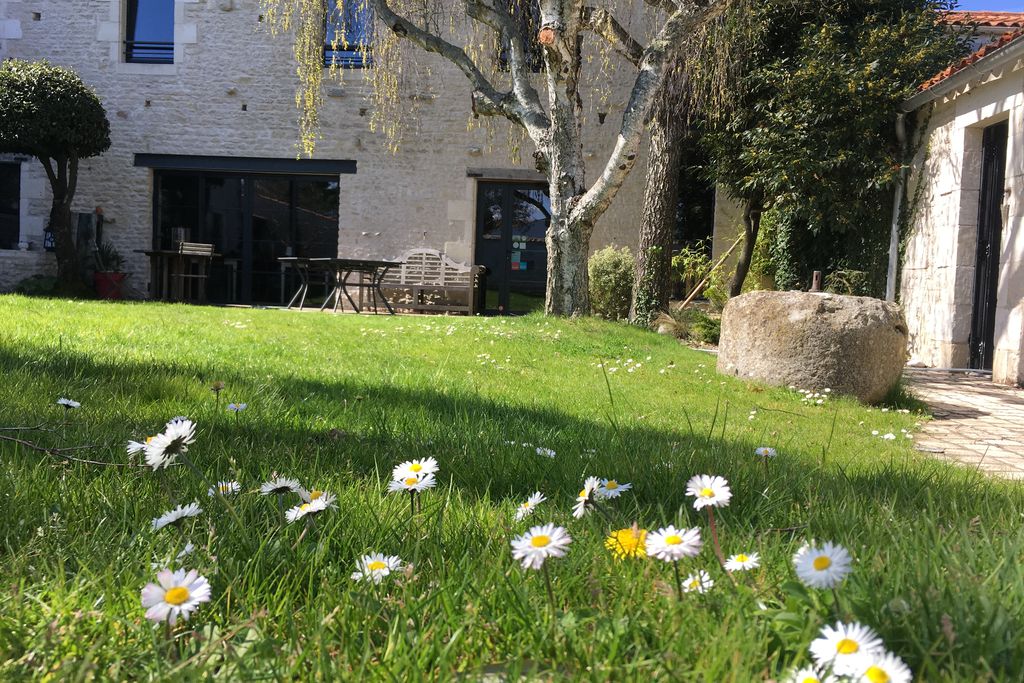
588 245 634 320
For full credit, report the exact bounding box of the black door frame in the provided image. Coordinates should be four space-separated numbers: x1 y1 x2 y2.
969 120 1009 371
474 180 549 314
153 170 338 305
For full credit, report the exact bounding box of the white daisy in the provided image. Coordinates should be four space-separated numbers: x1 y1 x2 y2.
387 473 437 493
535 446 556 458
140 568 212 625
785 665 839 683
850 649 913 683
126 439 148 455
176 542 196 562
227 403 247 413
794 541 853 589
514 491 546 522
144 418 197 469
296 488 336 507
56 397 81 409
645 525 703 562
572 476 601 518
724 552 760 572
207 480 241 497
511 523 572 570
682 569 714 593
260 477 302 496
151 502 203 531
755 446 777 458
810 622 884 675
285 497 329 523
596 479 632 499
392 457 439 481
685 474 732 509
350 553 404 583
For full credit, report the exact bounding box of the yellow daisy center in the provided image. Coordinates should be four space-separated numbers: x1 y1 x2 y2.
800 678 820 683
864 666 890 683
310 490 323 500
299 503 311 512
735 554 749 562
665 535 682 545
604 528 648 560
531 535 551 547
404 477 418 486
146 436 155 444
688 579 699 589
367 560 387 571
605 481 618 489
578 488 587 498
219 484 232 493
410 463 422 472
520 501 531 508
164 586 190 606
813 555 832 571
700 487 714 498
835 638 860 655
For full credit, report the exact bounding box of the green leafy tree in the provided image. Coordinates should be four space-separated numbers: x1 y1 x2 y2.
0 60 111 292
698 0 966 296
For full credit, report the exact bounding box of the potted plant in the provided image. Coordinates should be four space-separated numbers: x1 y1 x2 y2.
94 240 128 299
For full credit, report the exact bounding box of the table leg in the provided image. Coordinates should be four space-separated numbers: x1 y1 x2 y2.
298 264 309 310
375 266 395 315
340 269 360 313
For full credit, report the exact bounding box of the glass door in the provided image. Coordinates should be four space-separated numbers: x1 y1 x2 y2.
475 181 549 314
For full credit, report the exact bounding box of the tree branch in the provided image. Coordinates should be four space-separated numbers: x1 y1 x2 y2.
465 0 546 122
38 156 58 189
369 0 549 139
582 7 644 67
571 1 720 228
0 433 139 467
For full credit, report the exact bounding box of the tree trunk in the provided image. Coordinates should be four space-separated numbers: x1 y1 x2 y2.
40 156 85 293
545 211 591 316
630 92 684 326
728 196 763 297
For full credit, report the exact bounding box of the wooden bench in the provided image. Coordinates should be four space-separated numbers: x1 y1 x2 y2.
379 248 486 315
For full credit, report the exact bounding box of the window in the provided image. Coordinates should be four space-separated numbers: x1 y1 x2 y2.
125 0 174 64
498 0 544 73
325 1 374 68
0 163 19 250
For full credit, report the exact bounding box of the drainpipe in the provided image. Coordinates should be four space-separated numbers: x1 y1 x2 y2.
885 113 907 303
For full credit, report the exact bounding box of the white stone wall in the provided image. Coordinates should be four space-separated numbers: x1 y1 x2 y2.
902 59 1024 385
0 0 648 296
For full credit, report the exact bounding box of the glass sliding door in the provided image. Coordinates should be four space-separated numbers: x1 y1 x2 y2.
154 171 340 305
474 181 549 314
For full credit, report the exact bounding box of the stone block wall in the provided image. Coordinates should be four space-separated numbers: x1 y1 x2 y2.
0 0 648 296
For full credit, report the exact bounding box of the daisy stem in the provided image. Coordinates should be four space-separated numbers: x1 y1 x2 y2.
542 563 556 612
277 493 285 519
707 507 726 567
292 524 309 550
672 561 684 601
157 468 178 506
592 500 615 525
179 453 244 532
409 490 416 518
831 586 849 620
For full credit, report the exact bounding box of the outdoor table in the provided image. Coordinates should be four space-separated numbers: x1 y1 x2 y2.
139 249 219 303
277 257 330 310
310 258 402 315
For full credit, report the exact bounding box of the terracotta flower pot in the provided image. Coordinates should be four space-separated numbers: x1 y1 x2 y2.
94 271 127 300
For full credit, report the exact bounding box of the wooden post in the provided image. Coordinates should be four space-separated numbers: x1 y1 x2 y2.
810 271 822 292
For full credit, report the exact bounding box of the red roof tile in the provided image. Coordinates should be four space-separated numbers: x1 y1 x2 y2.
918 28 1024 92
940 11 1024 28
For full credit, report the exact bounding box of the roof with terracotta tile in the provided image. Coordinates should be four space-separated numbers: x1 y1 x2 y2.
918 28 1024 92
940 11 1024 28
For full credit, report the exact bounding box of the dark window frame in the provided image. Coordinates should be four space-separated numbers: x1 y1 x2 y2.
324 1 375 69
125 0 175 64
0 162 21 250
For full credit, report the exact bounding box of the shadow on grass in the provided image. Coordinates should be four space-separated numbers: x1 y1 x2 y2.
1 343 1020 530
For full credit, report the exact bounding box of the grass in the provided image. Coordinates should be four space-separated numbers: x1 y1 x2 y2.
0 294 1022 681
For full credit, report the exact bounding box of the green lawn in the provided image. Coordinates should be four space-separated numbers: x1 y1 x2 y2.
0 295 1021 680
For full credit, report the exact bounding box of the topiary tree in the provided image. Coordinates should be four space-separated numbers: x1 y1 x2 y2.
0 59 111 292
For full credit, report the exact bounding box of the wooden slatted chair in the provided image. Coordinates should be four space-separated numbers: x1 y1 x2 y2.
379 248 486 315
170 242 215 303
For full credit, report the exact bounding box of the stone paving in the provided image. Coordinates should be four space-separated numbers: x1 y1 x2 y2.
905 368 1024 479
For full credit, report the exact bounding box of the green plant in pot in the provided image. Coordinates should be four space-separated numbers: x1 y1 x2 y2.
94 240 127 299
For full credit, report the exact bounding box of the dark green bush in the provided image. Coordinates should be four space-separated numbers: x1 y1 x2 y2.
588 245 634 320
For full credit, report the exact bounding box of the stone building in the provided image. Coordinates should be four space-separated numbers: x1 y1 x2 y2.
0 0 650 312
901 12 1024 385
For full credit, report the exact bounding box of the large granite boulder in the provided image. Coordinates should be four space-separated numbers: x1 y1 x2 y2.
717 291 908 403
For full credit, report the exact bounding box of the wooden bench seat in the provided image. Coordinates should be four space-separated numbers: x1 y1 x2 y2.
379 249 486 315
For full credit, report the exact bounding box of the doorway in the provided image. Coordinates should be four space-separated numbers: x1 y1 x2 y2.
969 120 1008 371
154 171 340 304
474 181 550 314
